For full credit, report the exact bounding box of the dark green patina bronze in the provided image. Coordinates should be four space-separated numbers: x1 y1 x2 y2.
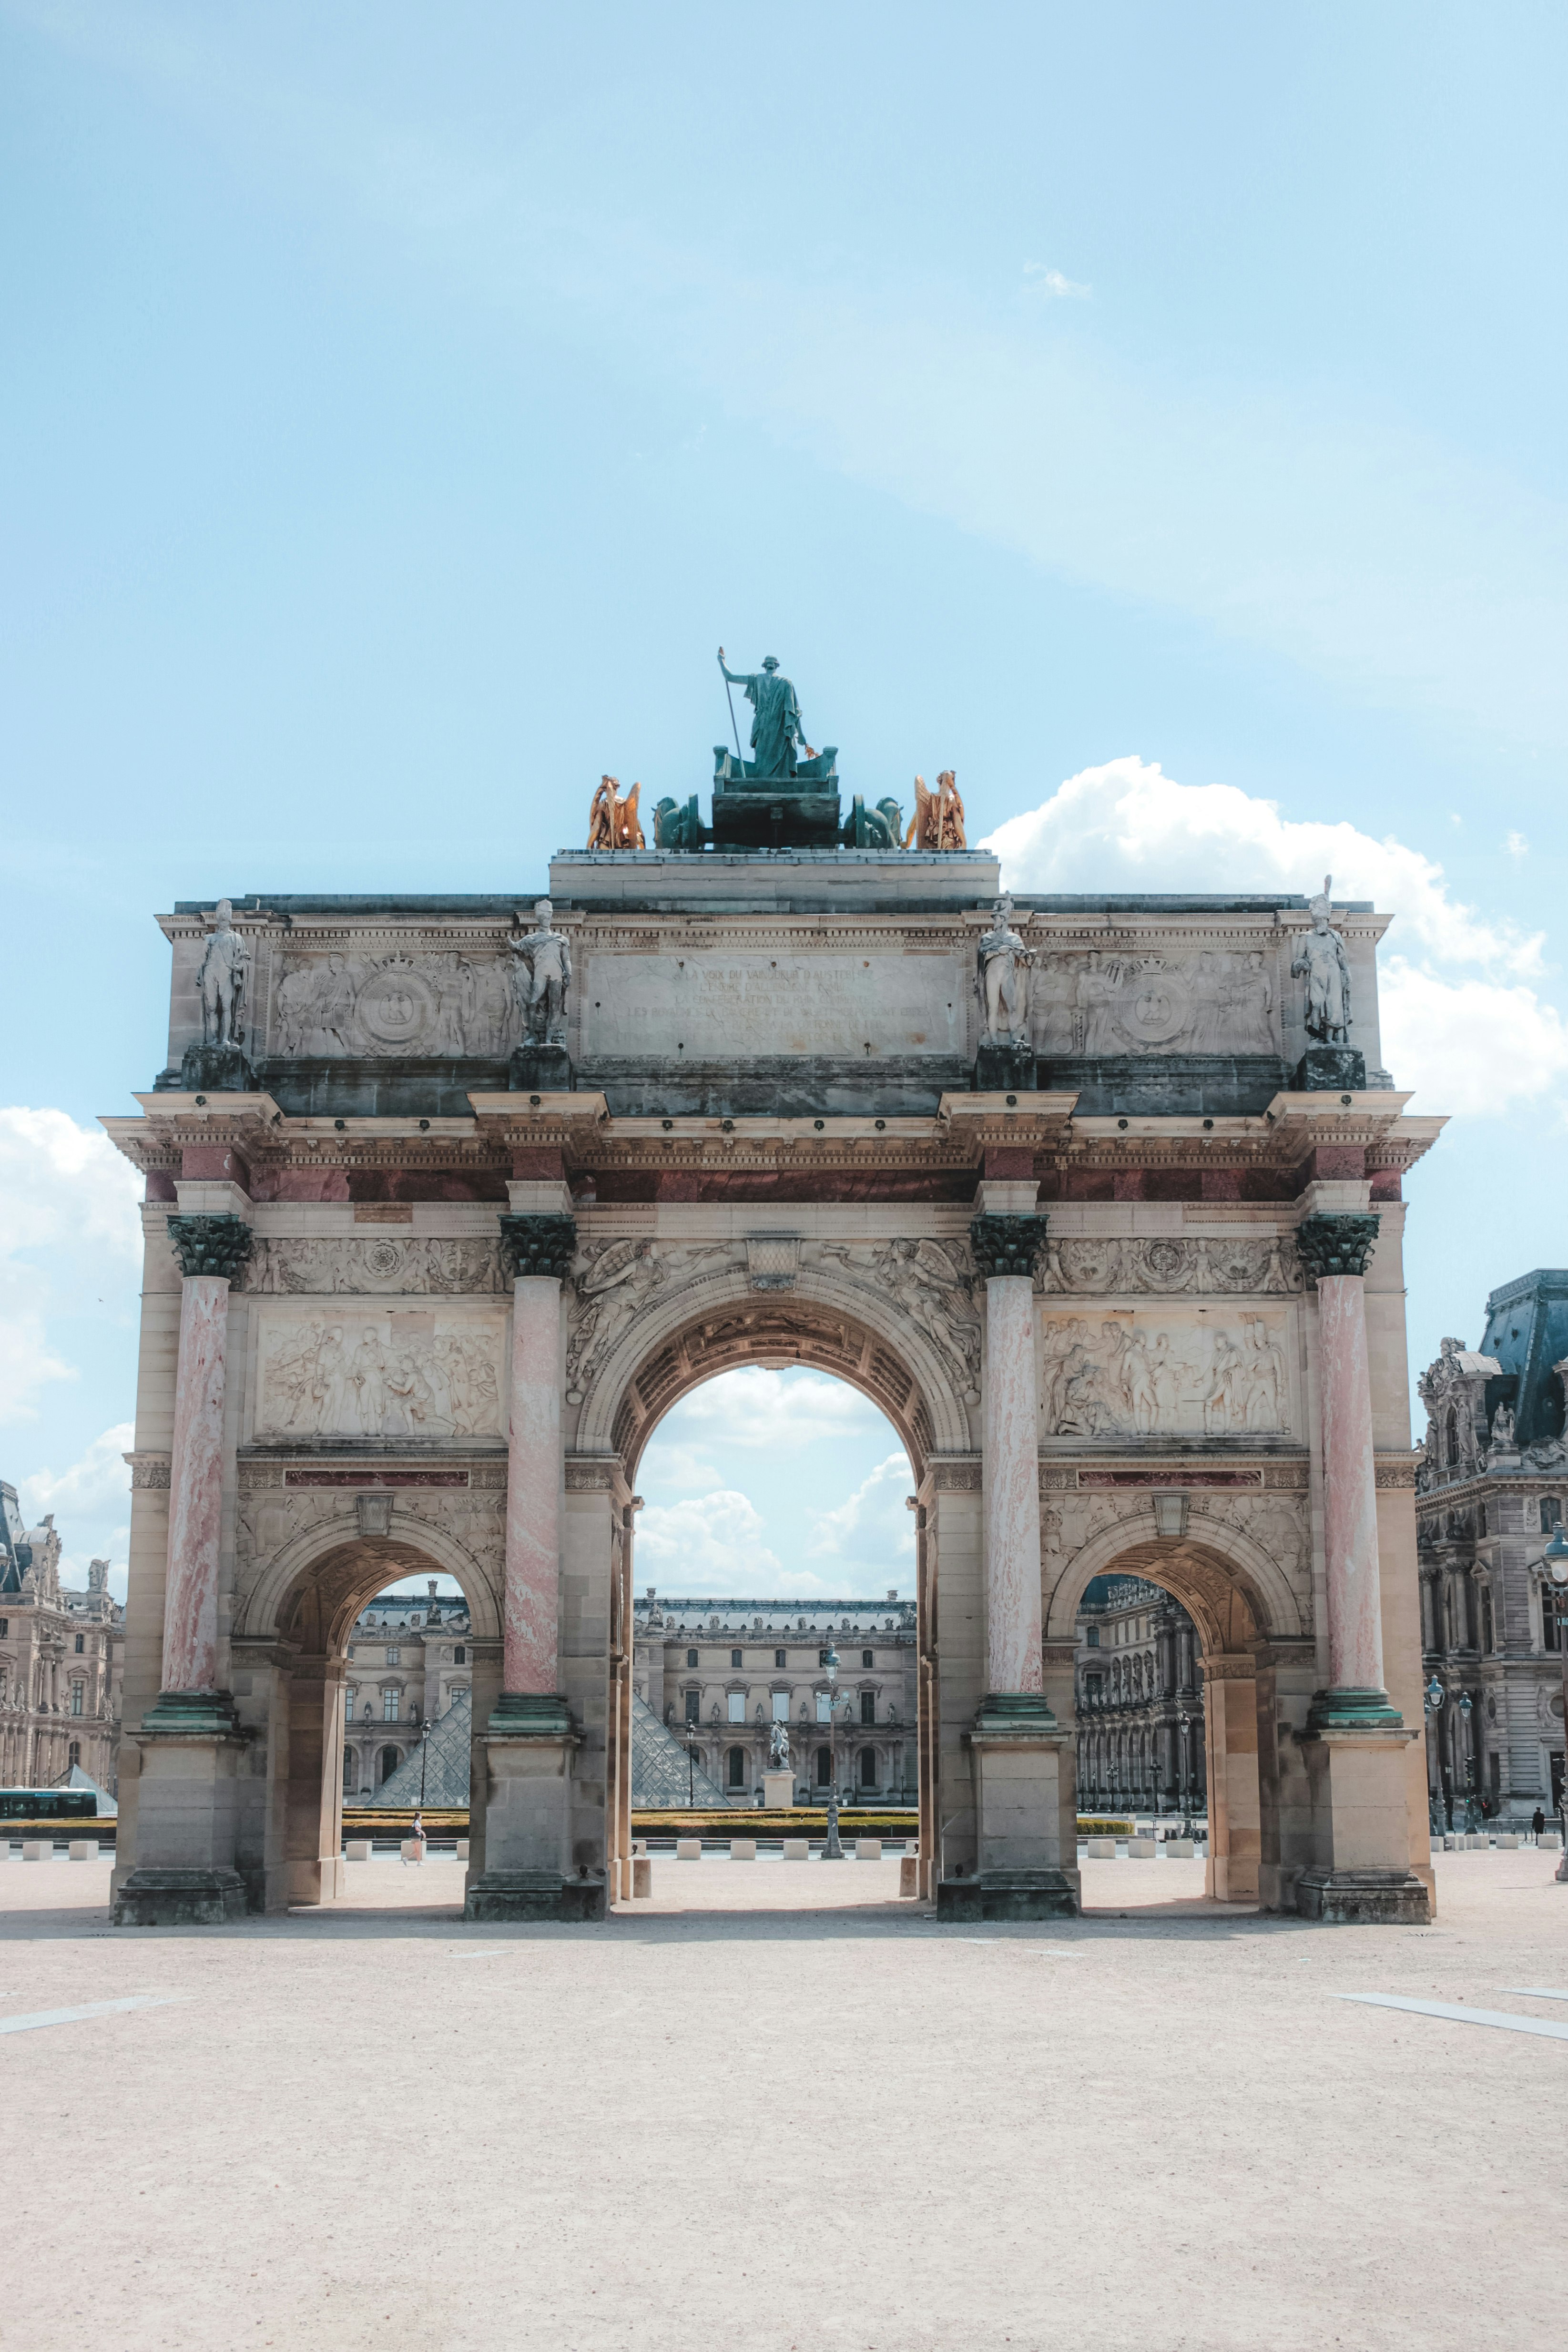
1295 1212 1380 1283
498 1213 578 1280
969 1213 1049 1282
166 1214 255 1282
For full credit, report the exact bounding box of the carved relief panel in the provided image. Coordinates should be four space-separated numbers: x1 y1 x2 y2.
245 1236 507 1295
271 949 520 1060
1040 1309 1294 1439
252 1307 508 1441
1029 947 1283 1059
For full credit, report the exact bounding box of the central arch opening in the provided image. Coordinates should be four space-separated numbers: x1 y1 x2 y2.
628 1363 920 1910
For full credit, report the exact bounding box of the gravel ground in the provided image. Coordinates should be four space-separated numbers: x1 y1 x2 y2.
0 1847 1560 2352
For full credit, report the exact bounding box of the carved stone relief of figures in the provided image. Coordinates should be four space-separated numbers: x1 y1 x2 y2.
246 1237 507 1296
809 1237 982 1402
1040 1312 1292 1439
564 1237 682 1404
254 1313 507 1440
1038 1235 1301 1296
271 949 521 1061
1031 949 1282 1060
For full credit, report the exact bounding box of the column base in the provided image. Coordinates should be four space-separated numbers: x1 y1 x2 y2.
137 1690 245 1737
508 1043 573 1094
936 1870 1078 1922
972 1690 1060 1735
112 1866 249 1926
1306 1687 1404 1731
1296 1867 1430 1925
463 1869 605 1924
486 1690 574 1737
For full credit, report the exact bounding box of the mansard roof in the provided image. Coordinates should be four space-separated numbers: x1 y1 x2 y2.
1479 1269 1568 1450
634 1595 914 1634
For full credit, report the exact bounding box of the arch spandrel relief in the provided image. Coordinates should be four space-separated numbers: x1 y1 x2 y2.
233 1508 504 1650
1040 1308 1294 1440
250 1306 508 1442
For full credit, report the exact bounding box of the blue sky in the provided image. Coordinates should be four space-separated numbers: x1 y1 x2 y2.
3 3 1565 1596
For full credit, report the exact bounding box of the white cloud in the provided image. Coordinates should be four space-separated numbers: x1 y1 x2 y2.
982 755 1542 976
635 1489 782 1591
17 1421 135 1600
1378 960 1568 1119
661 1367 890 1449
0 1109 143 1425
637 1441 723 1496
1506 831 1530 859
1023 263 1090 299
807 1452 916 1565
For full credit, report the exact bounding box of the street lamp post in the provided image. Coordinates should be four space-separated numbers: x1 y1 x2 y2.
1457 1690 1478 1835
417 1715 432 1809
1176 1706 1192 1840
821 1642 844 1860
1422 1674 1446 1835
1543 1527 1568 1882
684 1723 701 1809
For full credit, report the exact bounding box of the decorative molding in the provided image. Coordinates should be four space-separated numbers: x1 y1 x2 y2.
128 1454 172 1491
1077 1468 1264 1490
1374 1455 1421 1490
1295 1212 1379 1283
1039 1233 1301 1296
1200 1653 1260 1682
244 1235 506 1296
970 1213 1049 1282
930 1457 983 1491
565 1459 621 1491
499 1212 577 1280
167 1213 255 1282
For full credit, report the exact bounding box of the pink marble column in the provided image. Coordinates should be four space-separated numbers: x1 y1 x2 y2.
159 1209 253 1694
1317 1271 1385 1695
982 1273 1045 1697
502 1274 564 1694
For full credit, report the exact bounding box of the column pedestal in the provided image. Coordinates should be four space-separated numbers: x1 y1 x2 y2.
113 1697 249 1926
938 1696 1079 1919
763 1770 794 1809
1295 1726 1429 1923
464 1696 604 1922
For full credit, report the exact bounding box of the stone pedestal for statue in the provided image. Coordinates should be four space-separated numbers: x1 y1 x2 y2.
1294 1046 1366 1092
113 1695 250 1925
508 1042 572 1094
179 1042 257 1093
763 1769 794 1810
974 1040 1037 1093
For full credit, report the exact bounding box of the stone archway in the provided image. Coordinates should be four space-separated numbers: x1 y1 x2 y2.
1046 1522 1317 1909
571 1273 965 1901
231 1529 499 1913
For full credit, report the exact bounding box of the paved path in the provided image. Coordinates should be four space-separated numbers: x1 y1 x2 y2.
0 1849 1559 2350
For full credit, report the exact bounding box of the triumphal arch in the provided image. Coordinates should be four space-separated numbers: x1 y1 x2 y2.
103 670 1444 1924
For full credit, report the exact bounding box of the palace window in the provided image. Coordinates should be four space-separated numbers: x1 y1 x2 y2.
726 1746 747 1789
730 1649 743 1668
345 1686 357 1721
859 1747 876 1788
815 1746 832 1786
726 1691 746 1723
1086 1626 1100 1648
684 1690 701 1723
815 1692 832 1723
383 1688 400 1721
454 1646 466 1664
70 1682 83 1716
687 1649 699 1668
386 1647 401 1667
774 1649 787 1669
771 1690 790 1721
862 1650 874 1669
379 1745 399 1783
1481 1590 1495 1652
860 1690 876 1726
74 1633 85 1654
1546 1594 1562 1653
0 1619 8 1639
68 1741 81 1770
1543 1498 1563 1535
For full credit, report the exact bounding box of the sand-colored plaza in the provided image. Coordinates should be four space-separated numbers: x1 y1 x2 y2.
2 1850 1561 2352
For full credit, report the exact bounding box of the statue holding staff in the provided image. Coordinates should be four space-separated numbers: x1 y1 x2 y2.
1291 875 1353 1046
717 648 808 778
976 895 1036 1047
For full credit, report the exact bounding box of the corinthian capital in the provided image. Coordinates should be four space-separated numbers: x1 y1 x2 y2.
499 1212 578 1281
1295 1212 1379 1283
166 1214 255 1282
968 1212 1049 1282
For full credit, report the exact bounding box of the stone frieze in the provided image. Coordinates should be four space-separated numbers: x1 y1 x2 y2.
244 1235 507 1296
1038 1234 1301 1296
1041 1311 1292 1439
253 1308 507 1441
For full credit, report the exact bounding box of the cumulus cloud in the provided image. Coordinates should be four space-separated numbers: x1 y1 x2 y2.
1506 831 1530 859
635 1489 782 1591
661 1367 889 1449
0 1109 143 1424
983 756 1542 976
807 1452 916 1568
17 1421 134 1599
979 757 1568 1119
